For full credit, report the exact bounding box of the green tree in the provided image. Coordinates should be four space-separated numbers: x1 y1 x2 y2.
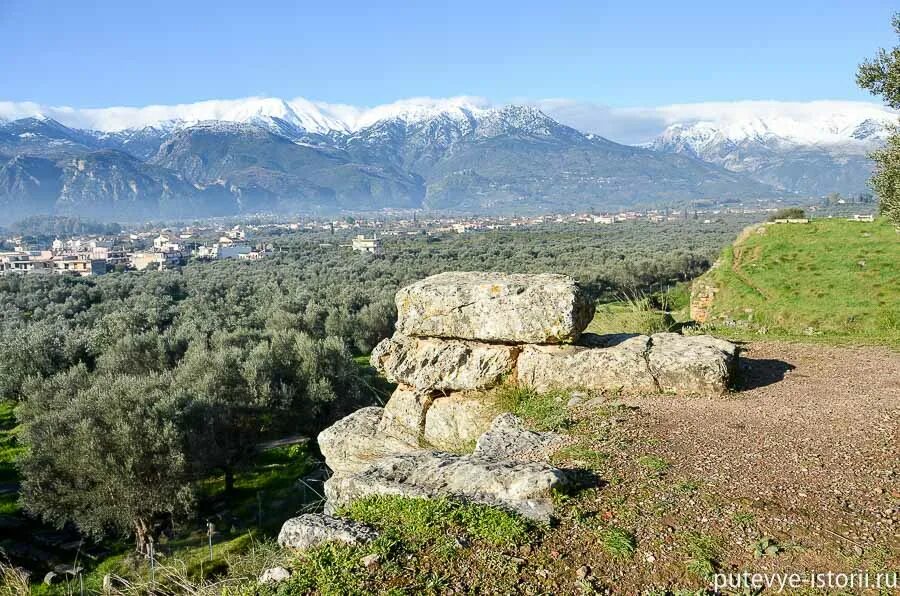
175 343 259 494
17 369 193 553
857 12 900 225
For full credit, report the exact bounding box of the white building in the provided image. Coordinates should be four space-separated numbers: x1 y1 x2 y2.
351 235 381 255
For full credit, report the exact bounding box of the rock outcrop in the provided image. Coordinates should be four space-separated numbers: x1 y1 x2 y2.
371 333 519 391
317 407 418 474
324 451 569 522
395 271 594 344
377 386 434 444
516 332 737 396
277 513 378 550
647 333 738 395
517 335 658 393
280 272 741 545
423 394 499 451
474 413 570 464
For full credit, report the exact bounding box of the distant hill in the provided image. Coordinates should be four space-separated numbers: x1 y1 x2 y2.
691 217 899 346
0 101 779 222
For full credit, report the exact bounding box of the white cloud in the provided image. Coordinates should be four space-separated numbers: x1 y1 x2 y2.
534 99 897 144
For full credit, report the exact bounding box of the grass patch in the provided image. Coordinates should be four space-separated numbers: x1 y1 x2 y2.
732 511 755 528
0 401 23 516
674 479 701 495
638 455 671 475
682 532 720 579
599 526 636 560
553 443 608 469
493 385 570 432
342 495 533 549
699 218 900 347
588 297 678 336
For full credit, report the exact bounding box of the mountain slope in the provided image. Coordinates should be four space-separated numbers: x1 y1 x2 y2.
0 102 786 221
343 106 772 210
151 122 424 211
651 108 897 195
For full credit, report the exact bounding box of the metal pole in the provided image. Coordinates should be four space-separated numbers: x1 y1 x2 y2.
207 522 214 561
149 538 155 586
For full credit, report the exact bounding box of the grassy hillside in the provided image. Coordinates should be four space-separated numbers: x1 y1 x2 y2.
696 218 899 347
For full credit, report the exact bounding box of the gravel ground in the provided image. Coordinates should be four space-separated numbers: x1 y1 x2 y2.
541 341 900 593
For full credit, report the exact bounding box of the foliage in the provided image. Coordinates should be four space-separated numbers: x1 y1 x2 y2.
681 533 720 579
10 215 122 240
17 371 195 553
857 12 900 225
0 401 22 517
767 207 806 221
0 219 748 557
869 129 900 225
599 526 636 560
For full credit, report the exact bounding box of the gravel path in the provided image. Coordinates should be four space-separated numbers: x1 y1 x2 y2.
615 341 899 566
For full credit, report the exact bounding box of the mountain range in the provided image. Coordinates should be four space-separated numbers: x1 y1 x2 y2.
0 97 894 222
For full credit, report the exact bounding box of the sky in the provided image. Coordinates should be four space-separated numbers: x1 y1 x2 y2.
1 0 897 110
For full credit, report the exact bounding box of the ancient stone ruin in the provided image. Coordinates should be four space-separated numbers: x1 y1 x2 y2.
278 272 739 549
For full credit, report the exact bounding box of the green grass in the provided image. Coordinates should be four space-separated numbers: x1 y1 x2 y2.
638 455 671 475
599 526 636 560
699 218 900 347
587 299 678 336
0 401 23 516
493 385 571 432
342 495 533 549
681 532 720 579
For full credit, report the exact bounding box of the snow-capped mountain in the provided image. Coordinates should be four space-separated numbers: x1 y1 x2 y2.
650 102 897 195
0 99 777 221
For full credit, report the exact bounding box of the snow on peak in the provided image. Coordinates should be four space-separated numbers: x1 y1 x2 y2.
0 96 494 135
348 96 491 130
653 100 897 149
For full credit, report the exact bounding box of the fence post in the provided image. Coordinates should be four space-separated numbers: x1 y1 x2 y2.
207 522 215 561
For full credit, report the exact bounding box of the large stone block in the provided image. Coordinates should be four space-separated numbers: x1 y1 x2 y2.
324 450 570 522
395 272 594 344
277 513 377 550
647 333 738 395
317 407 418 474
515 333 738 396
371 333 518 392
474 413 569 464
516 334 658 393
423 394 498 451
377 385 434 445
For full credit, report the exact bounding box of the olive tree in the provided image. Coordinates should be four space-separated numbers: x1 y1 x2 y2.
858 12 900 225
17 368 193 553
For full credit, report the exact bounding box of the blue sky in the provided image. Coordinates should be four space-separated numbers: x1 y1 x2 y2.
0 0 897 108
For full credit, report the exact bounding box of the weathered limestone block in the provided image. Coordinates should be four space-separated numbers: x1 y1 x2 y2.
324 451 570 522
377 385 434 444
395 272 594 344
474 413 569 463
423 394 498 451
647 333 738 395
277 513 377 550
371 333 518 391
516 335 658 393
317 407 417 474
